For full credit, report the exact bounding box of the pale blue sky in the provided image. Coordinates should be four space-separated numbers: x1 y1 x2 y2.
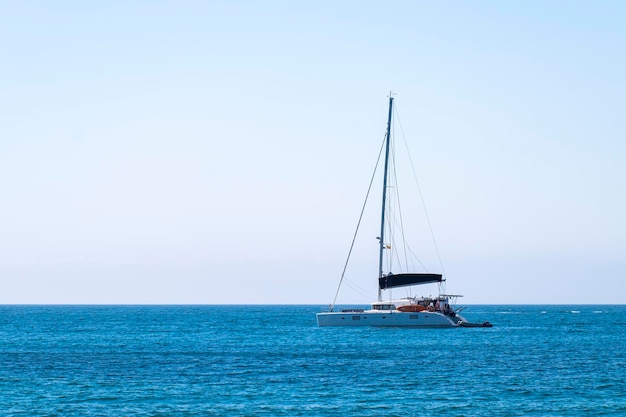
1 1 624 304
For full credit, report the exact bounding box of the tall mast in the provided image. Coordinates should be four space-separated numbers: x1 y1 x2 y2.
378 96 393 302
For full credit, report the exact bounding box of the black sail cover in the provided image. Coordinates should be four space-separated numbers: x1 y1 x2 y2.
378 273 443 290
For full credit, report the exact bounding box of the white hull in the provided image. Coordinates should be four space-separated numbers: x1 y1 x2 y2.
316 310 464 327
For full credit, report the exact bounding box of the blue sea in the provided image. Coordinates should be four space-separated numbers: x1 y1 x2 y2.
1 305 625 416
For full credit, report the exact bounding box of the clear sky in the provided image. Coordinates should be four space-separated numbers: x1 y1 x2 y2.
1 1 624 304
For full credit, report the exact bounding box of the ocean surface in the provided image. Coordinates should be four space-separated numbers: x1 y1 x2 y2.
1 305 625 416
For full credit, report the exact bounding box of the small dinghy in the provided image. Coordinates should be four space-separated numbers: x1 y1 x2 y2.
459 321 493 328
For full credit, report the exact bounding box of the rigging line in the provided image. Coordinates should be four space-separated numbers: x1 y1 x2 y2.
394 105 447 278
330 133 387 311
343 278 375 300
386 109 425 273
388 129 428 272
386 150 402 273
384 147 395 272
387 150 425 273
392 170 426 273
388 106 428 274
406 244 428 271
389 131 410 272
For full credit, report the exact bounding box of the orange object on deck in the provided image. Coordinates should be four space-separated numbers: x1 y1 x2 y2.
397 305 426 312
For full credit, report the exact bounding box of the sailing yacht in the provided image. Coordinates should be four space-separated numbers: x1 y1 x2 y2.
316 96 490 328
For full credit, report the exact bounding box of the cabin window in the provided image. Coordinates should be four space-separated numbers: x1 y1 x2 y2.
410 315 419 319
352 316 361 320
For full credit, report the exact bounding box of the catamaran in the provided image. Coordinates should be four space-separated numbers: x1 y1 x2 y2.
316 96 491 328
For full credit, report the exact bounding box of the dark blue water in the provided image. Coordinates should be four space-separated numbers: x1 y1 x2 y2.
1 305 625 416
